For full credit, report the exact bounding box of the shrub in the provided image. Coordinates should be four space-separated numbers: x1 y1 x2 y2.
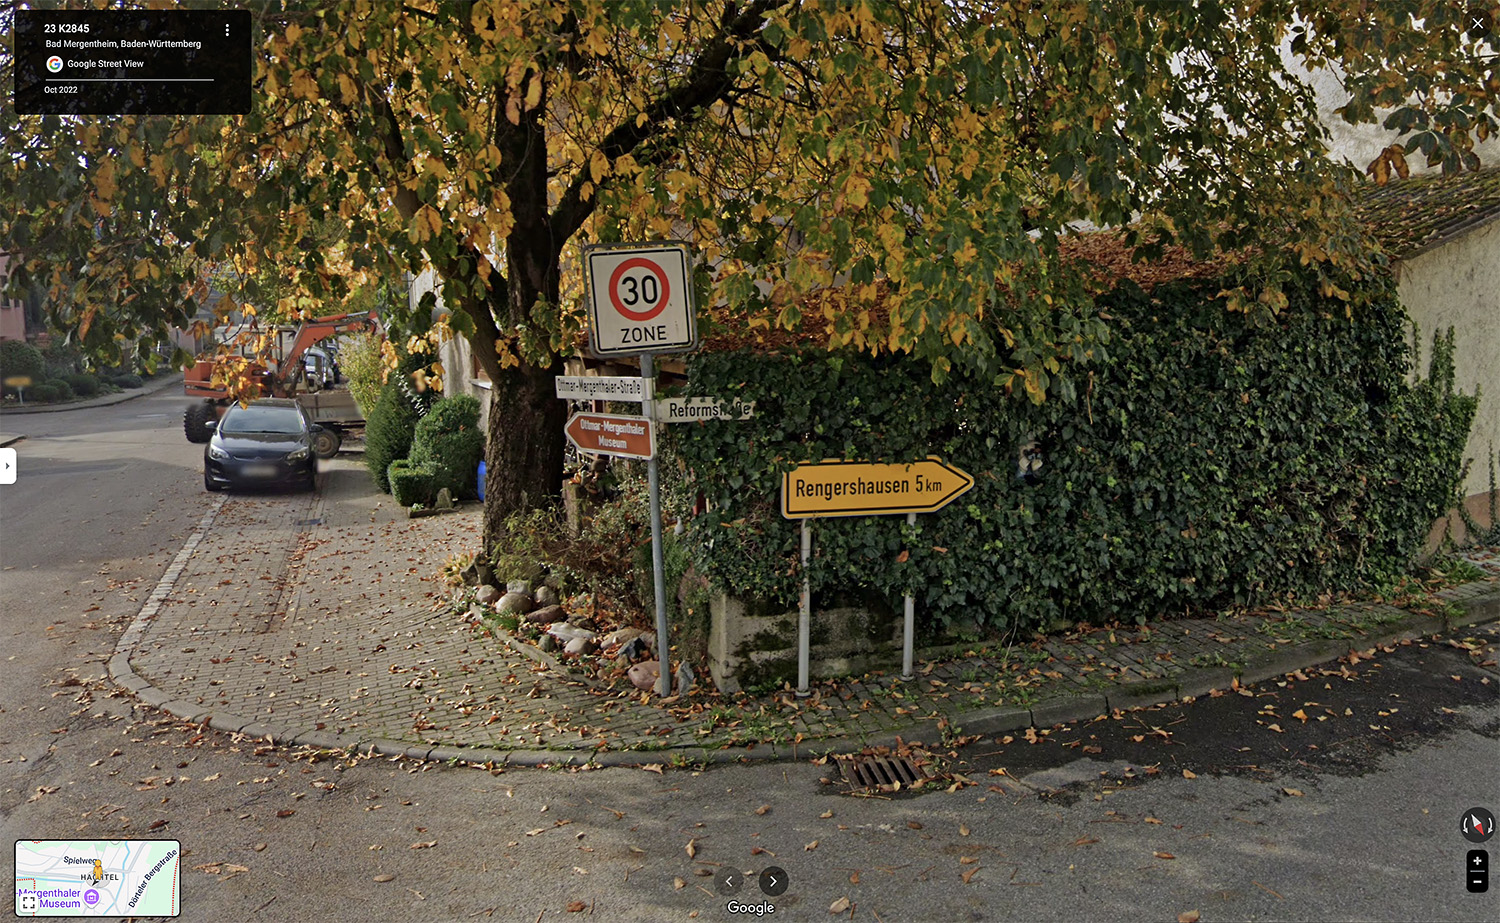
26 381 60 402
48 379 74 401
363 351 435 492
387 459 436 507
340 331 385 417
107 372 144 389
0 340 45 385
409 394 484 500
63 373 100 397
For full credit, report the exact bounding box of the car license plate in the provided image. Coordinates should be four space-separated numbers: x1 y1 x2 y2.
244 464 277 478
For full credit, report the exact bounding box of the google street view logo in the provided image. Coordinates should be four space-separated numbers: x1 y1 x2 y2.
46 55 63 73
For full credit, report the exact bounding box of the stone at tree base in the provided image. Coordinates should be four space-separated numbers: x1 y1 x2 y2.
639 631 657 653
675 662 696 696
601 627 644 648
434 488 454 510
525 604 563 625
628 661 660 692
564 636 595 656
466 604 485 624
475 585 500 605
546 623 596 643
534 585 560 608
506 580 533 595
615 637 649 663
497 592 535 615
538 634 557 653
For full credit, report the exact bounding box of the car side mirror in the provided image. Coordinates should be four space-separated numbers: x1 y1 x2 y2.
309 424 325 434
205 419 217 431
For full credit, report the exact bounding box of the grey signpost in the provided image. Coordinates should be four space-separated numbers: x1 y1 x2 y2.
579 242 698 697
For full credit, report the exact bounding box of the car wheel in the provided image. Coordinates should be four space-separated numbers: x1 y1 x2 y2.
311 428 341 459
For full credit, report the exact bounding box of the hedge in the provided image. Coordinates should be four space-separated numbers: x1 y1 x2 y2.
363 351 435 493
388 459 436 508
666 276 1476 640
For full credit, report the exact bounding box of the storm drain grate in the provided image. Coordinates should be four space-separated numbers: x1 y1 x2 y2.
839 755 928 790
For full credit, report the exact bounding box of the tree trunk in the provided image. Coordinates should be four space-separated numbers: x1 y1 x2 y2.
481 356 567 554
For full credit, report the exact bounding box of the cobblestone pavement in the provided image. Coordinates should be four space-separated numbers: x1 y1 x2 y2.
113 456 1500 765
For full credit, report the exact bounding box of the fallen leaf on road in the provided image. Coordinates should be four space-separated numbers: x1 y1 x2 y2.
642 764 664 774
1282 788 1304 797
1145 817 1163 825
1182 769 1197 779
373 874 395 883
1071 836 1099 847
525 829 545 837
1154 852 1176 860
276 809 295 818
566 900 586 913
829 897 850 913
673 878 685 890
685 839 697 859
253 843 267 852
1266 723 1284 733
805 840 819 851
1178 912 1200 923
961 866 980 884
1292 709 1308 723
960 857 978 864
907 821 923 830
819 810 834 819
756 805 770 815
959 825 970 836
409 841 437 849
202 773 221 782
751 846 775 856
849 871 859 884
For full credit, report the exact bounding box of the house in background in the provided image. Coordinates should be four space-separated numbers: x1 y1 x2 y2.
1355 168 1500 532
0 254 29 343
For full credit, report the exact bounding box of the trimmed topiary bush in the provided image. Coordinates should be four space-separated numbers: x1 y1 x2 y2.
48 379 74 401
63 373 100 397
108 372 145 389
387 459 436 507
0 340 45 386
408 394 484 501
26 381 60 402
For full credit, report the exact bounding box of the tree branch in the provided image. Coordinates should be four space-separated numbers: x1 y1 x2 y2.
547 0 784 251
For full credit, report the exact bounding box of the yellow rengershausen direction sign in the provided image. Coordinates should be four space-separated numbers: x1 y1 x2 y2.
781 457 975 519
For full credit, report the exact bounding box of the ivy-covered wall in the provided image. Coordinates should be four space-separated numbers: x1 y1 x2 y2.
667 278 1475 641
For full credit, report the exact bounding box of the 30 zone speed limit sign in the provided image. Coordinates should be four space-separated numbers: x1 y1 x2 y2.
585 243 697 357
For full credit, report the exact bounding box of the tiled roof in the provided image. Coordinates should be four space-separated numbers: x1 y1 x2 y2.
1353 166 1500 259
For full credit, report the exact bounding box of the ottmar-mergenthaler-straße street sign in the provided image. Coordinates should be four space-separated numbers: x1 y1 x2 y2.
781 457 974 519
565 411 655 460
584 242 697 357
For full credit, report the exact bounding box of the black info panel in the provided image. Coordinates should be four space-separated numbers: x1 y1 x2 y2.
14 9 251 115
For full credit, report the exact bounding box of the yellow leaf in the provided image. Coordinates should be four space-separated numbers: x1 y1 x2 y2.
1266 723 1283 733
1292 709 1308 722
505 96 521 125
590 150 610 185
1281 788 1304 797
523 74 542 111
1182 769 1197 779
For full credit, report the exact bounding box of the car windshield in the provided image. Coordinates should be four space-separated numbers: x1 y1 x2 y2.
219 406 305 435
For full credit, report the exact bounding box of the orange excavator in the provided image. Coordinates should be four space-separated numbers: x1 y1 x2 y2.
182 310 378 458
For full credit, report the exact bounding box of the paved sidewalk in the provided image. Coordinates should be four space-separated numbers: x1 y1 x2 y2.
111 456 1500 766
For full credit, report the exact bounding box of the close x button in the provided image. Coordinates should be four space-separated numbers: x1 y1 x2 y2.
1469 850 1488 893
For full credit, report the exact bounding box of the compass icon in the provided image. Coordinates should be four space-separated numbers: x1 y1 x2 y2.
1463 807 1495 844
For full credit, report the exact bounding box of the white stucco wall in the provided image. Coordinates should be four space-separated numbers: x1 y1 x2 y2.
1394 218 1500 499
1304 65 1500 175
406 269 493 429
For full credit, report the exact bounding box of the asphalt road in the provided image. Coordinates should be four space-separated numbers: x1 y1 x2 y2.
1 391 1496 923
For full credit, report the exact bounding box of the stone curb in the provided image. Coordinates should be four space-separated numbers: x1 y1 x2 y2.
109 496 1500 767
0 372 183 415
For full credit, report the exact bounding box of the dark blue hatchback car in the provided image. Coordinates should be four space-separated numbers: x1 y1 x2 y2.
203 398 319 492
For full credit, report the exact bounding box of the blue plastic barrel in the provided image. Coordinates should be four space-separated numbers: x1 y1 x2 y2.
477 460 486 501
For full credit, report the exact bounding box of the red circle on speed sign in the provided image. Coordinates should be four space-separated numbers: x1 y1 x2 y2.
608 257 671 322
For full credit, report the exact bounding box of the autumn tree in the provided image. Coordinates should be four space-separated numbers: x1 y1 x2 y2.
2 1 1497 549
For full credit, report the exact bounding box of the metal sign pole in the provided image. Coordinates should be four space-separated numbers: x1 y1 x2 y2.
902 511 916 680
796 519 812 697
641 353 671 697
